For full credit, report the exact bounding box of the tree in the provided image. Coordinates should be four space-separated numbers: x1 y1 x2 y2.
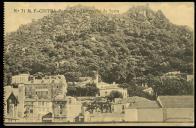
108 91 123 102
66 86 77 96
86 83 99 96
67 83 99 97
152 77 193 96
4 5 193 89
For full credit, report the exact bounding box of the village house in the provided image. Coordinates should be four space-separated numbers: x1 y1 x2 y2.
4 74 70 122
4 73 194 123
97 82 128 98
52 96 82 122
83 96 163 123
111 98 134 113
157 95 194 122
24 99 53 122
94 72 128 98
124 96 163 122
68 72 128 98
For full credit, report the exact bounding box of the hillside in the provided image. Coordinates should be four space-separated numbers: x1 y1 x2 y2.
4 5 193 85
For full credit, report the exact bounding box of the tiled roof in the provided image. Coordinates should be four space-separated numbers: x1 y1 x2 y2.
6 92 19 103
129 101 160 109
126 96 160 109
115 96 149 104
158 95 194 108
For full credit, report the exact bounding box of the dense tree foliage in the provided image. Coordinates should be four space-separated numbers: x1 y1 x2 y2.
107 90 123 101
66 83 99 97
152 78 194 96
4 5 193 88
85 97 112 113
118 82 155 100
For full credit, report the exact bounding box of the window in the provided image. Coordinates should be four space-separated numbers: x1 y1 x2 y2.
122 105 125 110
122 105 125 113
30 109 33 113
59 104 63 114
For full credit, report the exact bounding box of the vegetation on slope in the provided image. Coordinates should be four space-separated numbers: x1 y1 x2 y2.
4 5 193 93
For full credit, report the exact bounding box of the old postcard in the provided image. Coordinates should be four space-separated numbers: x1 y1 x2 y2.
3 2 194 126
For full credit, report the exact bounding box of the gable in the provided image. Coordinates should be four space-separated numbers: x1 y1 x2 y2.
158 96 193 108
6 92 19 104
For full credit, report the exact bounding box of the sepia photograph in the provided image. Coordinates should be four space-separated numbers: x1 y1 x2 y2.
3 2 194 126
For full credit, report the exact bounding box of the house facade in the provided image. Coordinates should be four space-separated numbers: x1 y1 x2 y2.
97 82 128 98
157 95 194 122
124 97 163 122
83 112 125 122
4 74 74 123
53 96 82 122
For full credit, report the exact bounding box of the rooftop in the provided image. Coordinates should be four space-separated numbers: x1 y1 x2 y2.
79 77 93 82
158 95 194 108
42 112 53 119
98 82 121 89
12 74 66 84
125 96 160 109
4 86 19 102
25 98 52 102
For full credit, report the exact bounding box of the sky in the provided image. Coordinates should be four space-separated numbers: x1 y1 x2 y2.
4 2 194 33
